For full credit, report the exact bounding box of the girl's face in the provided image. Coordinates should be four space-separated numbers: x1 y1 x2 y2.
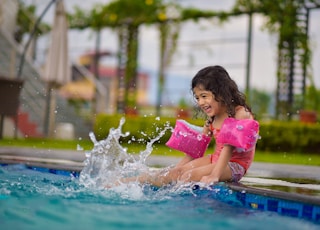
193 86 225 117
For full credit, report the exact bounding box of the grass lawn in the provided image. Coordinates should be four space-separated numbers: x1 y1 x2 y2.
1 138 320 166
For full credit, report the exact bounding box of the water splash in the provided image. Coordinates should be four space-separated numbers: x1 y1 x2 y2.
79 117 172 191
78 117 232 201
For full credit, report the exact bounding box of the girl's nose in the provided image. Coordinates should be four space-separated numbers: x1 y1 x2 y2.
197 98 204 106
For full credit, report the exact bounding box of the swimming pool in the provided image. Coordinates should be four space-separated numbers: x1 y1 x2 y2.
1 118 320 229
0 164 319 230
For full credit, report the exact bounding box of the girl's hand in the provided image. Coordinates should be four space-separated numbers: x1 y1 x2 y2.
200 174 219 184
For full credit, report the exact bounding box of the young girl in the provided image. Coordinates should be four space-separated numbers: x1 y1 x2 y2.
118 65 258 187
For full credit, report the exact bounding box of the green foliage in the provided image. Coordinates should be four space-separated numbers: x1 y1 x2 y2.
0 137 93 151
69 0 168 29
178 98 189 108
93 114 204 144
233 0 313 118
1 138 320 166
257 121 320 153
250 88 272 118
180 8 229 22
105 0 165 26
304 85 320 111
66 0 316 118
95 115 320 154
67 5 92 29
15 1 50 43
68 0 183 110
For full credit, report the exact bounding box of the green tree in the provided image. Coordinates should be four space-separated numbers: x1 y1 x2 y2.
15 2 50 43
296 85 320 112
69 0 167 113
250 88 272 119
67 0 318 119
232 0 316 119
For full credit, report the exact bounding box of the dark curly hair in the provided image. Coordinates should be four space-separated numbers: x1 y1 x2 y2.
191 65 252 118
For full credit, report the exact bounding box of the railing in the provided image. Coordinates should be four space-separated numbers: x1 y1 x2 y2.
0 29 92 138
72 64 107 113
0 28 46 134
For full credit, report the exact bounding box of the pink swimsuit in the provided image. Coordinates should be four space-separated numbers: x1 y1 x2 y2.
210 127 255 173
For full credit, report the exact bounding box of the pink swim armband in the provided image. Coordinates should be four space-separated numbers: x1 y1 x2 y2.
166 120 211 158
217 118 259 152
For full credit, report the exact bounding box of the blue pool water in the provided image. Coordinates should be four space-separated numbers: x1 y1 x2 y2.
1 118 320 229
1 164 320 230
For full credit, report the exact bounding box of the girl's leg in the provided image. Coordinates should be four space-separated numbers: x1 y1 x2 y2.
179 164 215 182
175 155 194 168
179 161 232 183
141 155 212 187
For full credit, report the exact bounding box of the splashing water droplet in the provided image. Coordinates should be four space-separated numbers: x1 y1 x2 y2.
89 132 98 145
85 151 91 158
77 144 83 151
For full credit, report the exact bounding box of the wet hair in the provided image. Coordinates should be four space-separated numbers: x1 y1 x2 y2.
191 65 252 118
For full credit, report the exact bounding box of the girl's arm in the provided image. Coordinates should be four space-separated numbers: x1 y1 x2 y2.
235 106 253 120
200 145 233 183
174 119 213 168
200 107 252 184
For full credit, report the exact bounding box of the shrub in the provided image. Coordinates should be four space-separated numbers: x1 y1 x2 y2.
94 114 320 153
94 114 205 145
257 121 320 153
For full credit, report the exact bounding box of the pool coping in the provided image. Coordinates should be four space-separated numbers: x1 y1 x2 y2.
0 146 84 171
227 182 320 206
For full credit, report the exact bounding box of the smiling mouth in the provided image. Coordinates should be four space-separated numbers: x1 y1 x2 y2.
202 106 211 113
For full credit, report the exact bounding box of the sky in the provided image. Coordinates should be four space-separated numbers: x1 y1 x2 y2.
27 0 320 105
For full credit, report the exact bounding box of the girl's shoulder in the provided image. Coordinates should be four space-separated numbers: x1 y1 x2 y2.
234 106 253 120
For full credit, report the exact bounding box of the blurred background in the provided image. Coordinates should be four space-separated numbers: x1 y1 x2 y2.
0 0 319 140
